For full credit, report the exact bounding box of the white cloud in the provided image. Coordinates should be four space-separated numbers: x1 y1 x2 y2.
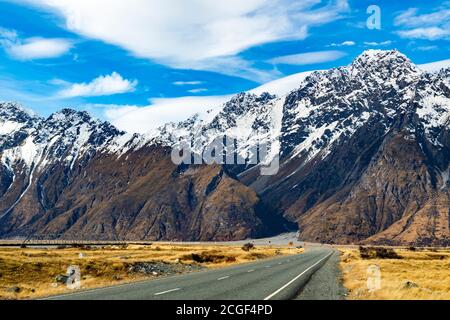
397 27 450 40
7 38 72 60
415 45 438 51
187 88 208 94
250 70 315 96
0 28 72 60
173 81 203 86
268 50 347 65
174 55 282 83
364 41 393 46
328 40 355 47
394 8 450 28
19 0 349 81
104 95 232 133
394 6 450 40
0 28 18 41
58 72 138 98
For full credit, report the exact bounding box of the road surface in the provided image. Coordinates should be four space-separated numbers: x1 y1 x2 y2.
45 247 334 300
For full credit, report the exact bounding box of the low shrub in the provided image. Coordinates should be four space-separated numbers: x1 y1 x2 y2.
359 246 402 259
180 252 236 263
241 243 255 252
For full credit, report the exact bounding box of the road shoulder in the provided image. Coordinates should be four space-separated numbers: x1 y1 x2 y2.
295 249 347 300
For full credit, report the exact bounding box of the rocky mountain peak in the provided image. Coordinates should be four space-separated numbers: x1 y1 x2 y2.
47 108 96 126
349 49 421 85
45 108 122 139
353 49 410 65
0 101 40 124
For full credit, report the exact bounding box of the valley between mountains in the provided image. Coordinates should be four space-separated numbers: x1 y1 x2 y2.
0 50 449 246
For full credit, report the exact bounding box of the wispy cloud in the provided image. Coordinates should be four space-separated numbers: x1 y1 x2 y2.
397 27 450 40
394 8 450 28
0 75 81 115
415 45 439 51
187 88 208 94
103 95 232 133
328 40 355 47
0 28 72 60
364 41 393 46
394 6 450 40
58 72 138 98
20 0 349 80
173 81 203 86
268 50 347 66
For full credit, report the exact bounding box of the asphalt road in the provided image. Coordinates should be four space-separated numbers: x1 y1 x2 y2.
45 247 334 300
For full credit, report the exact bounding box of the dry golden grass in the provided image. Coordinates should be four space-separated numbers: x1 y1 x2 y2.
339 247 450 300
0 244 302 300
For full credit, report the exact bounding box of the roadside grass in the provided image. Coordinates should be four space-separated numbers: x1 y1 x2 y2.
339 247 450 300
0 244 302 300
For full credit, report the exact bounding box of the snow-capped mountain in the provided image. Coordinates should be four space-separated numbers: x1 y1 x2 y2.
239 50 449 246
0 50 449 245
0 100 283 240
151 50 449 175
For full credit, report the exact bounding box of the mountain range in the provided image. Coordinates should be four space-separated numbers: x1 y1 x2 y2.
0 50 449 246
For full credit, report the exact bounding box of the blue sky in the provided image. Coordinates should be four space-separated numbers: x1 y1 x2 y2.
0 0 449 133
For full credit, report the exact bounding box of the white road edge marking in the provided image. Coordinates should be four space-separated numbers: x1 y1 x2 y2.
154 288 181 296
217 276 230 281
264 252 333 300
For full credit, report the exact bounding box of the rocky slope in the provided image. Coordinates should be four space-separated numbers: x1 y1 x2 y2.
0 50 449 245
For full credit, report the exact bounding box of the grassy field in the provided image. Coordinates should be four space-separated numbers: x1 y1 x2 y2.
340 247 450 300
0 243 302 300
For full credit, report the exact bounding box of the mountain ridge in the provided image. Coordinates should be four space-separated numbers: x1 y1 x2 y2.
0 50 449 245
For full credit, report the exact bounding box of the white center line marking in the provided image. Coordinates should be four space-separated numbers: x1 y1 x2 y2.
266 265 272 268
247 269 255 273
217 276 230 281
278 262 282 265
154 288 181 296
264 252 333 300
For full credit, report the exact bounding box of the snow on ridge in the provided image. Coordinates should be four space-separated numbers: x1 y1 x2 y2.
250 71 315 97
2 51 450 171
2 136 39 168
0 120 25 135
0 105 128 171
0 101 39 118
419 59 450 73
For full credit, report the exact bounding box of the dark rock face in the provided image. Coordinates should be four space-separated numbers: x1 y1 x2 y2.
0 143 284 241
0 50 449 245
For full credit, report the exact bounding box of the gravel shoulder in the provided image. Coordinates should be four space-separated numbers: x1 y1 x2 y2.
295 249 347 300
